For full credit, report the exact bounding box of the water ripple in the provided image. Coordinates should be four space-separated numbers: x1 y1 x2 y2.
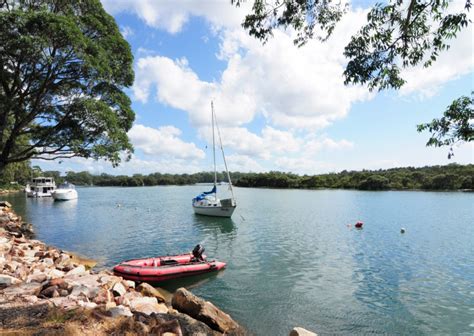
3 187 474 335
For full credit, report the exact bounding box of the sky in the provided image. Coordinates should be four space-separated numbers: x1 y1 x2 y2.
35 0 473 175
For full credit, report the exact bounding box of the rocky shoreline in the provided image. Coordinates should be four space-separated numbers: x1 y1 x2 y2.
0 201 318 336
0 189 21 195
0 201 248 335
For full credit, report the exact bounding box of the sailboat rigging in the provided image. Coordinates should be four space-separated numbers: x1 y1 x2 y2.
192 101 236 218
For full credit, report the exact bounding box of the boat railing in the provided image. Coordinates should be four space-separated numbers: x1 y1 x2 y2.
220 198 235 207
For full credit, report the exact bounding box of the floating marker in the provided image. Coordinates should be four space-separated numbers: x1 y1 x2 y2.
355 221 364 229
400 228 406 234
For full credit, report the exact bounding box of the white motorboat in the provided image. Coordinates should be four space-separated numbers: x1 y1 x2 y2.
51 182 78 201
25 177 56 197
192 101 236 218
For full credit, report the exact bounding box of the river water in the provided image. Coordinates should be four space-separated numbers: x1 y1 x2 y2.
3 186 474 335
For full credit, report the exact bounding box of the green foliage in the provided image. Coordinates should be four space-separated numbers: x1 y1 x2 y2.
358 175 390 190
0 0 135 173
344 0 471 91
61 164 473 191
233 0 471 92
0 160 32 185
232 0 347 46
234 164 474 191
417 92 474 158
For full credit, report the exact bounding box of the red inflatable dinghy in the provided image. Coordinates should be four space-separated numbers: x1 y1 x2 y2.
113 245 226 283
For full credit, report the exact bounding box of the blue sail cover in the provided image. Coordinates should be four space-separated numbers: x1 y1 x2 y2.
193 185 216 201
203 185 217 195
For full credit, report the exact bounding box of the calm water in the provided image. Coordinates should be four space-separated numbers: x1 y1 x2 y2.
3 187 474 335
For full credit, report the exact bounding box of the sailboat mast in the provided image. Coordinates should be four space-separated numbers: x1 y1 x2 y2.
211 101 217 191
214 110 236 204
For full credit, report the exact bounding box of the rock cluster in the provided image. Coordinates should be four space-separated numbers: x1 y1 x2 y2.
0 202 247 335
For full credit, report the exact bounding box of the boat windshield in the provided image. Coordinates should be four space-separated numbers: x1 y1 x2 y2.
58 182 75 189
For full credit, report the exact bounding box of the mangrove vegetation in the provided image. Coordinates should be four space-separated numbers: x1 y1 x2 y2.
34 164 474 191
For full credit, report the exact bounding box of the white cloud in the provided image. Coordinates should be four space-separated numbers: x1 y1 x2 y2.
96 0 473 175
225 154 266 173
399 24 473 98
132 55 256 127
101 0 250 33
132 10 372 130
305 137 354 154
32 154 205 176
398 5 473 99
120 25 134 39
128 124 205 160
274 157 336 175
198 126 302 160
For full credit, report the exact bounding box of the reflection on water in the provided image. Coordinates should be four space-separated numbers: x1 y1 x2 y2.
192 215 236 235
157 271 225 293
52 198 78 209
2 187 474 335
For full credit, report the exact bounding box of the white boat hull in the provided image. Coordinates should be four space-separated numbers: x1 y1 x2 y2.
26 190 53 197
193 205 236 218
52 189 78 201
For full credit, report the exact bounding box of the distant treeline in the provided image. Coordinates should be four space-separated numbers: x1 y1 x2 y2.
54 171 247 187
47 164 473 191
234 164 474 190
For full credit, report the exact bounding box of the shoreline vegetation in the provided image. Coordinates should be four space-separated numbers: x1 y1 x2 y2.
38 164 473 191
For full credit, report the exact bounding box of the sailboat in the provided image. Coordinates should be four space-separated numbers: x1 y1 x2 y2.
192 102 236 218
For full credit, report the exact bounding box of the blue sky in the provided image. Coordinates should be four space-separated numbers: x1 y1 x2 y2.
36 1 473 175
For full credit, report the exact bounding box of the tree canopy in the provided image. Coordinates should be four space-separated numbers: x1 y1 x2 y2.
232 0 473 152
233 0 471 91
43 164 474 191
418 92 474 158
0 0 135 172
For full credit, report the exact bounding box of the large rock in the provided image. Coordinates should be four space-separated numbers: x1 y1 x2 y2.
26 272 47 284
48 278 68 290
136 282 166 302
108 305 133 317
48 296 78 310
0 274 21 286
70 284 99 299
172 287 242 333
66 273 101 289
166 310 221 336
124 280 135 289
40 285 60 298
112 281 127 297
65 264 87 277
78 300 98 309
2 282 43 296
0 201 12 208
4 260 19 273
129 296 168 315
41 257 55 267
0 242 12 253
289 327 318 336
47 268 65 279
93 288 113 304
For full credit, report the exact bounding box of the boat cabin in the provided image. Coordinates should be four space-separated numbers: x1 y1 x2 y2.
26 177 56 197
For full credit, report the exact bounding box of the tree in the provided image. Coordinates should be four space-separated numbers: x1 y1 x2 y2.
232 0 472 151
358 175 390 190
0 0 135 173
0 160 32 185
417 92 473 158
